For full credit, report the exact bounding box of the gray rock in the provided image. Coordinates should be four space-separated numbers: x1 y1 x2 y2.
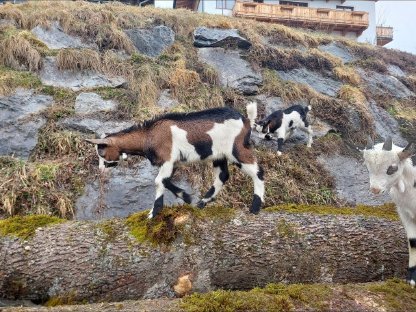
57 117 134 137
198 48 262 95
254 94 285 116
0 89 53 124
75 160 198 220
31 21 97 50
368 100 407 146
0 19 16 27
0 89 53 159
0 117 46 159
75 92 117 115
318 42 354 64
277 68 342 97
387 64 406 78
39 57 126 91
125 25 175 57
318 155 390 206
157 89 178 110
357 68 414 99
193 27 251 49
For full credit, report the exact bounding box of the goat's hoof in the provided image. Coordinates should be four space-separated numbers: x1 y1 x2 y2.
265 134 272 140
197 200 206 209
147 211 154 219
183 192 192 204
407 267 416 287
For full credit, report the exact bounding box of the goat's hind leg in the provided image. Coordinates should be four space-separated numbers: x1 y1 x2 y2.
239 161 264 214
398 209 416 287
149 162 174 219
163 178 192 204
197 158 229 208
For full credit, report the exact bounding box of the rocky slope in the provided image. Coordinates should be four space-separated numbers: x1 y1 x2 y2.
0 0 416 310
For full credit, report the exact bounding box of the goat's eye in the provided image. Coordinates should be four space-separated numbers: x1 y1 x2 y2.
386 165 398 175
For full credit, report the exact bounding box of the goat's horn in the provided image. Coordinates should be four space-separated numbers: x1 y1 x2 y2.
85 138 109 145
399 142 416 161
366 136 374 149
382 136 393 151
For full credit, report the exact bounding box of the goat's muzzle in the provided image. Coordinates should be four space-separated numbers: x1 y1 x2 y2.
370 187 381 195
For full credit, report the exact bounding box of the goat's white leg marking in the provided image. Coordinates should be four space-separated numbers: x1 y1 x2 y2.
299 125 313 147
398 208 416 286
148 162 174 219
240 162 264 214
198 159 229 208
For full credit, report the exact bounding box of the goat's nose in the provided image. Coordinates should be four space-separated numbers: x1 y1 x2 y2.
371 187 381 194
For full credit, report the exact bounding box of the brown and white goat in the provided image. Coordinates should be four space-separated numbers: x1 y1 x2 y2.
86 103 264 218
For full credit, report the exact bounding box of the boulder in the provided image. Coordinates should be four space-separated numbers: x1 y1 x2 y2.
31 21 97 50
57 117 135 137
277 68 342 97
318 154 390 206
193 27 251 49
367 100 407 146
39 57 126 91
318 42 354 64
74 92 117 115
357 68 414 99
387 64 406 78
75 160 197 220
125 25 175 57
0 89 53 159
198 47 262 95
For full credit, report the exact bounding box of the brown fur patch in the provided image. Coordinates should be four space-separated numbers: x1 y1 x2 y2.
234 119 255 164
180 120 214 146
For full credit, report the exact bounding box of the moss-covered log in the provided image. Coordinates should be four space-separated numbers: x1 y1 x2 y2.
0 209 408 303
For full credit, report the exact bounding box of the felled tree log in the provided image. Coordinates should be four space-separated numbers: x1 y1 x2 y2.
0 210 408 303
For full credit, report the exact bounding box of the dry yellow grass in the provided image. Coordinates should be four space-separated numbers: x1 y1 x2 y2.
0 31 42 71
56 48 101 71
334 66 361 85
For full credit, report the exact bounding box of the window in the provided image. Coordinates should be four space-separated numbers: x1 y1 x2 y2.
336 5 354 11
279 1 308 7
254 0 264 3
216 0 235 10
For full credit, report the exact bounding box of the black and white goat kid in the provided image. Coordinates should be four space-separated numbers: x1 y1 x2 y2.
85 103 264 218
254 104 313 155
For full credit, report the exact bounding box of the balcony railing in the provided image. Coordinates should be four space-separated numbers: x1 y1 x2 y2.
376 26 393 46
233 1 369 34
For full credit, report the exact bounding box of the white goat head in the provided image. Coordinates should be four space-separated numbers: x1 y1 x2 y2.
363 136 416 194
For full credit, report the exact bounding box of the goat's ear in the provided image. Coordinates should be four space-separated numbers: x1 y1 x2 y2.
85 138 109 145
398 142 416 161
382 136 393 151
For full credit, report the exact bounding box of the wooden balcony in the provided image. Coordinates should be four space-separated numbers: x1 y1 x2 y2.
376 26 393 46
174 0 200 10
233 1 369 35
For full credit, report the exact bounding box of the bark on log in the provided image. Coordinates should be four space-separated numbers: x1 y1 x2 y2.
0 211 408 303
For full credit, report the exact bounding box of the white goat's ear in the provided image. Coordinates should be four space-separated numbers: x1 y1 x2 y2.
85 138 109 145
398 142 416 161
382 136 393 151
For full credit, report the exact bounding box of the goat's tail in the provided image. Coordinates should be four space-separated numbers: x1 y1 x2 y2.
246 101 258 128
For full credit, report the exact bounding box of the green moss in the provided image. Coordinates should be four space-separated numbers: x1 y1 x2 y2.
0 66 42 93
181 283 332 312
276 219 300 239
0 215 65 240
97 219 119 243
265 203 399 221
126 205 236 246
45 291 77 307
366 278 416 311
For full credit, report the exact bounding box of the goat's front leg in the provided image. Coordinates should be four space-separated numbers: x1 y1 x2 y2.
276 128 286 156
398 209 416 287
197 158 229 208
149 162 174 219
